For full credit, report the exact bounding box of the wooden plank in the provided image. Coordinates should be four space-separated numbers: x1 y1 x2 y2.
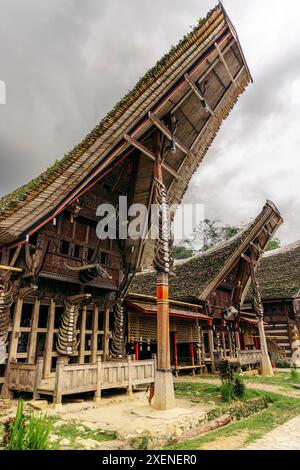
91 305 99 364
27 299 40 363
43 299 55 378
79 306 87 364
148 112 196 159
124 134 179 180
214 42 237 87
184 74 215 117
103 306 110 360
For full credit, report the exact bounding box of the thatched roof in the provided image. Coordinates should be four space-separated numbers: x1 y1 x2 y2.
253 241 300 300
0 3 252 271
129 201 283 303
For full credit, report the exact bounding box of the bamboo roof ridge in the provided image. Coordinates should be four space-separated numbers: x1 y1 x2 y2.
130 201 283 303
0 3 252 260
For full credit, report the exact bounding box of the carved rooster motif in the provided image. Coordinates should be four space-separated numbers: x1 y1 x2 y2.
56 293 91 356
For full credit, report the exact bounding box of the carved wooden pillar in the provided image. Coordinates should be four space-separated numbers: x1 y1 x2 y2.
152 131 175 410
250 261 273 376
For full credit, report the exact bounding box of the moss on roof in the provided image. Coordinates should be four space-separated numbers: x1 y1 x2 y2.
254 242 300 300
0 7 218 216
130 210 265 302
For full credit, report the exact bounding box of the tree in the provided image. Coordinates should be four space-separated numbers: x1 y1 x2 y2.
172 245 194 260
265 238 281 252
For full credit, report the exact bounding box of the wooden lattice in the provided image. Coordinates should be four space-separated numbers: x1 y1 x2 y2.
128 313 198 343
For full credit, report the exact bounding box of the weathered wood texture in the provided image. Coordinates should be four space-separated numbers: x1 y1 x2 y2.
5 357 155 404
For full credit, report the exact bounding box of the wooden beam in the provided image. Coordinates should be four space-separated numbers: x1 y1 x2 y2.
241 253 255 265
103 306 110 360
214 42 237 87
184 74 215 117
250 241 263 254
171 38 235 114
124 134 179 179
148 112 196 159
0 265 22 272
91 305 99 364
27 299 40 363
43 299 55 378
262 225 273 238
79 306 87 364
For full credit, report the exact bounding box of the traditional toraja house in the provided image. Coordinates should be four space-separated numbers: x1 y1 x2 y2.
128 201 283 375
0 3 253 408
244 241 300 360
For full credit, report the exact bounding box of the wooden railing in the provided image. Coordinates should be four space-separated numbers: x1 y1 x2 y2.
7 358 43 399
237 350 262 366
6 356 155 405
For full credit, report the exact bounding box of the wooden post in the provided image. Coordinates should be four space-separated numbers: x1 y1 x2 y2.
53 356 66 406
173 332 178 375
8 297 23 363
250 260 273 376
208 322 216 374
28 299 40 363
79 305 87 364
127 355 133 397
94 355 102 402
103 306 110 360
228 329 234 357
43 300 55 378
153 131 175 410
1 297 23 398
91 305 98 363
221 332 226 357
135 342 139 361
234 323 241 350
33 357 44 399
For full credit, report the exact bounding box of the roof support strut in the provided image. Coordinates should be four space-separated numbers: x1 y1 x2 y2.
184 74 215 117
214 42 237 87
123 134 179 179
148 112 196 159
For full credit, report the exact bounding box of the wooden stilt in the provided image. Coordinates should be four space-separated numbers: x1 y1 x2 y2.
153 130 175 410
79 305 87 364
103 306 110 360
28 299 40 363
208 322 216 374
1 297 23 398
91 305 98 363
43 299 55 378
135 342 139 361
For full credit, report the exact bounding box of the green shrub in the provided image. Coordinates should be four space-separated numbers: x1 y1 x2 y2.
219 360 234 382
220 381 234 402
233 374 246 399
207 396 268 421
3 399 52 450
290 366 300 383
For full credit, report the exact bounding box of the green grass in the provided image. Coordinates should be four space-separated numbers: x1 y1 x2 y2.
167 391 300 450
48 419 116 450
175 381 261 406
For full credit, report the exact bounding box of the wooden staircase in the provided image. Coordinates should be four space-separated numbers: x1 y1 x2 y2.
264 323 291 357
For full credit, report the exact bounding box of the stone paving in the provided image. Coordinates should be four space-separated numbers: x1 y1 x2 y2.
243 416 300 450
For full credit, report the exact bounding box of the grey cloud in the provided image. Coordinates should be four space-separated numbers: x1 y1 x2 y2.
0 0 299 245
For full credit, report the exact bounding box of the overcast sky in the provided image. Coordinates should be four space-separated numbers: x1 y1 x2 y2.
0 0 299 245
